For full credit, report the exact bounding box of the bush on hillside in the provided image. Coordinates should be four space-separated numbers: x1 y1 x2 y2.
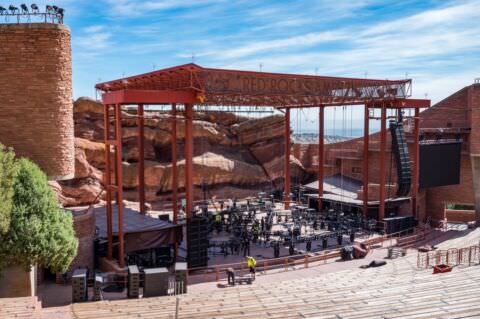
0 158 78 274
0 144 17 235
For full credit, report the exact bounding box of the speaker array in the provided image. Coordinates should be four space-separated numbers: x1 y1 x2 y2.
389 120 412 197
187 216 209 268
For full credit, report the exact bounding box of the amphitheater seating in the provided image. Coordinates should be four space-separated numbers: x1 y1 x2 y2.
71 248 480 319
0 297 41 319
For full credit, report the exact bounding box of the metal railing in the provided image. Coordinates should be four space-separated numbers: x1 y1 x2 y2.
417 245 480 269
0 7 64 24
188 226 423 282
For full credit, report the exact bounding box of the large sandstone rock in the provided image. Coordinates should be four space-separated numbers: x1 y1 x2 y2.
122 153 269 190
50 178 104 207
263 155 307 182
51 97 311 207
74 97 104 114
232 115 285 145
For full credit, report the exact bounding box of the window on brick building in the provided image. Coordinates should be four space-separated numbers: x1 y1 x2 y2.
446 203 475 210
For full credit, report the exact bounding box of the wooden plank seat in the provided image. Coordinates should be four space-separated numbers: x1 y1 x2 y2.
71 230 480 319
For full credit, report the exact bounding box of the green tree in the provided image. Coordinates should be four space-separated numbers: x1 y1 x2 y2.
0 144 17 235
0 158 78 273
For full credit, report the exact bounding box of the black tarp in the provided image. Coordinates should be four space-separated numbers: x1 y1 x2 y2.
94 206 182 253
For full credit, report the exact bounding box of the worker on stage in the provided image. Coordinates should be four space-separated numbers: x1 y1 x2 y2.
247 256 257 280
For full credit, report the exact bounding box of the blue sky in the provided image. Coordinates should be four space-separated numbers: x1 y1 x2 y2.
8 0 480 131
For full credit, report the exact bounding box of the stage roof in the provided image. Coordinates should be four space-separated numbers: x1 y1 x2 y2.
304 174 362 199
95 63 416 107
94 206 182 253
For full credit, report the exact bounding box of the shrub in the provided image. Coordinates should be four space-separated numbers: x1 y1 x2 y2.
0 158 78 274
0 144 17 235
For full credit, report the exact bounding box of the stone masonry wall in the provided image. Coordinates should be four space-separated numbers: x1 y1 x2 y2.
0 23 74 180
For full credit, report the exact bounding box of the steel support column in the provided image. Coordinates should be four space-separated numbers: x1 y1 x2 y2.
138 104 145 214
184 103 194 219
114 104 125 268
171 103 178 224
363 105 369 217
412 107 420 218
103 104 113 260
378 105 387 220
284 109 291 209
318 106 325 211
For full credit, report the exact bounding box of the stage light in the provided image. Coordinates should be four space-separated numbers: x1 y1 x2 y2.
56 7 64 23
20 4 29 14
0 6 6 15
9 5 19 14
31 4 39 14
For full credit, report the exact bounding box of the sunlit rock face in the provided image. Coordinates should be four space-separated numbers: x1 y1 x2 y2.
51 98 310 208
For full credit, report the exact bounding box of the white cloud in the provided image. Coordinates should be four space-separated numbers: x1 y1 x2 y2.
104 0 225 17
76 32 112 50
194 0 480 104
83 25 105 33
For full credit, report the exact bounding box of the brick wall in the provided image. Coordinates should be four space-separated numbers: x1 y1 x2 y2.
445 209 476 223
0 23 74 180
69 208 96 276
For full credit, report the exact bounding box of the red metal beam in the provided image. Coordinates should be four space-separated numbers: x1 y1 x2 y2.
276 98 431 109
412 108 420 218
102 89 198 105
138 104 145 214
114 104 125 268
284 109 291 209
184 103 194 219
378 105 387 220
318 106 325 210
363 105 369 217
171 103 178 224
103 104 113 260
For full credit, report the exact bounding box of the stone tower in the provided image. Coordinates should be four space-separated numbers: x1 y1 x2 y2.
0 23 74 180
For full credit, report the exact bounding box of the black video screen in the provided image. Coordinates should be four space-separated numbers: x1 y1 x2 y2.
419 142 462 188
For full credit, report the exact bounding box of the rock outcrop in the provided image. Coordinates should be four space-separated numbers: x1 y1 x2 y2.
52 97 310 207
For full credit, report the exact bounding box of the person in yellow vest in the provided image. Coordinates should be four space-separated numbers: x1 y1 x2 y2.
247 256 257 280
215 213 222 233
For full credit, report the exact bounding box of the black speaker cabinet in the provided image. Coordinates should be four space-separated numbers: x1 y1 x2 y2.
187 216 209 268
143 267 169 297
72 268 88 302
128 265 140 299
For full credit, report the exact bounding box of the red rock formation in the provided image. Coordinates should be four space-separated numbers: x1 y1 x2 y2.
52 98 309 207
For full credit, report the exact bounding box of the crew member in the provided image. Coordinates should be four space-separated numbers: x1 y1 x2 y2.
215 213 222 233
247 256 257 280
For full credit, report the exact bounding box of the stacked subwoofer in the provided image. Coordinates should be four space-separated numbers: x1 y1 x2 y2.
143 268 169 297
187 216 209 268
128 265 140 298
72 268 88 302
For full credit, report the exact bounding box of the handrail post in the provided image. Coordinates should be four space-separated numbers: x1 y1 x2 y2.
469 247 472 266
305 255 309 268
215 267 219 282
284 258 288 271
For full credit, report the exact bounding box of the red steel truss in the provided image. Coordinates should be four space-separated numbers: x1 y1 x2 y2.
96 63 429 268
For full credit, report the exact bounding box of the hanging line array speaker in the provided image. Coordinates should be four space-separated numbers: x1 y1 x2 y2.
389 120 411 197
